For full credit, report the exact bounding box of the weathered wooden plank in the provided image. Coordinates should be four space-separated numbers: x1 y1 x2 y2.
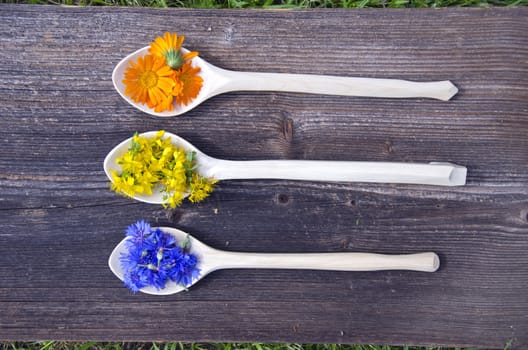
0 4 527 349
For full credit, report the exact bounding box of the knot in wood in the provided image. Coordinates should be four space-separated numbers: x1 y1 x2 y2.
277 193 290 205
282 117 294 143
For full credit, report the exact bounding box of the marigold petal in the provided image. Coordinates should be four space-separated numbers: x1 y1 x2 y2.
157 65 174 77
157 77 175 92
147 88 162 106
154 95 174 113
183 51 199 61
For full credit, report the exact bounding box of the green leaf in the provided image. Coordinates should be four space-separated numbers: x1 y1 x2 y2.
186 151 196 163
40 341 55 350
77 342 98 350
181 234 192 250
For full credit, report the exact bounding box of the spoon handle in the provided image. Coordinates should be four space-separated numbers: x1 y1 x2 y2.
220 70 458 101
209 251 439 273
207 160 466 186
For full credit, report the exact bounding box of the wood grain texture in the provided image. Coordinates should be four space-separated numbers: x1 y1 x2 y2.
0 4 527 348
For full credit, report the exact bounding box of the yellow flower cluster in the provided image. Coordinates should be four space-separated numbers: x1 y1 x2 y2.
110 130 217 208
123 32 203 113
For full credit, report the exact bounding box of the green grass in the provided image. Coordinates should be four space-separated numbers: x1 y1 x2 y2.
0 343 504 350
5 0 528 8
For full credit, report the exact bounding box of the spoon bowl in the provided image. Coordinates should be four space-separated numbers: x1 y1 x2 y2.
103 131 467 205
108 226 441 295
108 226 213 295
103 131 214 203
112 47 459 117
112 47 224 118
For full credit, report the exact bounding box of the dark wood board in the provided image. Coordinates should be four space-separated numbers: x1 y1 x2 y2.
0 4 527 348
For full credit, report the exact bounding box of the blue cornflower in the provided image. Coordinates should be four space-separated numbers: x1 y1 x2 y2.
120 220 200 293
123 269 147 293
162 246 200 286
125 219 151 248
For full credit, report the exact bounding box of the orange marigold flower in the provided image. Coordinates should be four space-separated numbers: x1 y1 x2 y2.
173 62 203 106
149 32 199 70
123 54 174 108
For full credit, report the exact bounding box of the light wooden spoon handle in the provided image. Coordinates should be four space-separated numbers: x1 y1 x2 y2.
206 160 466 186
207 251 440 273
219 70 458 101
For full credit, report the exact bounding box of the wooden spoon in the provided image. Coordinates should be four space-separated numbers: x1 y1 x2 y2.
103 131 467 205
112 47 459 117
109 226 441 295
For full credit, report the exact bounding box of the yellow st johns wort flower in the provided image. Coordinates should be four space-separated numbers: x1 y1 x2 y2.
122 32 203 113
110 130 218 208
